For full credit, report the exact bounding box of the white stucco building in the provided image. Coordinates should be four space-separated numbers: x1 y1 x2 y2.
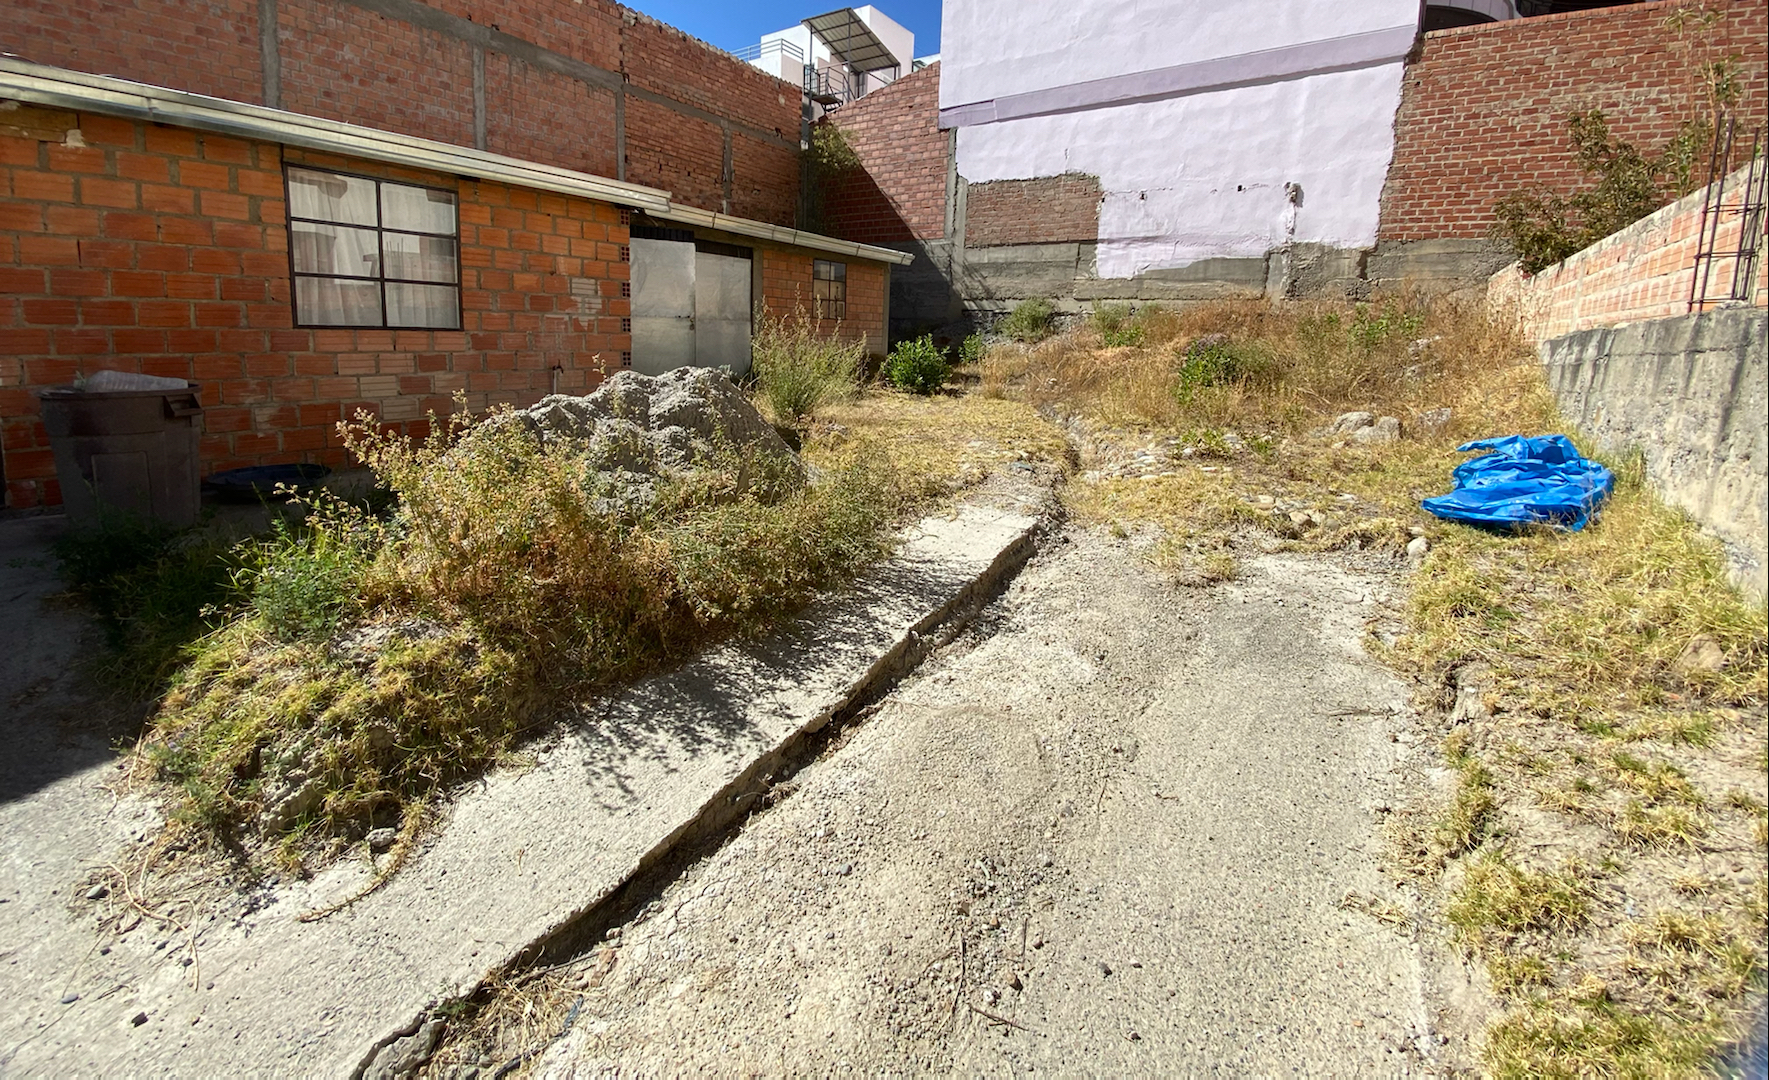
741 6 915 109
940 0 1435 282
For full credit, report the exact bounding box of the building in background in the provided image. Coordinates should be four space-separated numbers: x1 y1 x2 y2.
817 0 1766 334
739 6 915 113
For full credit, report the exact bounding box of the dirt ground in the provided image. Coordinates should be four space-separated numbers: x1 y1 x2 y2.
434 526 1471 1076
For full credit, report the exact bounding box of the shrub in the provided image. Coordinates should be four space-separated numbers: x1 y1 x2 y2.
245 501 381 643
1091 303 1145 348
144 398 904 848
1173 334 1276 405
997 298 1055 343
750 311 865 421
1494 111 1714 274
958 332 985 367
883 334 951 395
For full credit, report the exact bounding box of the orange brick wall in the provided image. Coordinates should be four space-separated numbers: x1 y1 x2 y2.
1379 0 1769 242
1489 159 1769 346
759 248 887 356
0 109 630 508
824 64 947 244
2 0 801 226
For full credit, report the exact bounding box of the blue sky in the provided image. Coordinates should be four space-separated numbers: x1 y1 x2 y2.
632 0 943 57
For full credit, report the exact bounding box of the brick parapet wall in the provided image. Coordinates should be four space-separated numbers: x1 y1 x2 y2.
965 174 1103 247
0 109 630 508
2 0 801 225
824 64 947 244
1488 158 1769 346
1379 0 1769 243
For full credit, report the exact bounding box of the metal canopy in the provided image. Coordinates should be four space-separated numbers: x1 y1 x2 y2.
803 8 898 74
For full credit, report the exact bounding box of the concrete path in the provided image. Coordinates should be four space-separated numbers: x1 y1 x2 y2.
0 479 1048 1076
482 530 1444 1075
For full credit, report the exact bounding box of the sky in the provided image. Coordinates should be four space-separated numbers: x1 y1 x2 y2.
630 0 943 58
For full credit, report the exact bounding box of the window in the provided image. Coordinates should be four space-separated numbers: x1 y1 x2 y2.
813 259 846 321
285 166 461 329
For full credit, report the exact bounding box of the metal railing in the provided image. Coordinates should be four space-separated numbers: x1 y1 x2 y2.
731 38 804 65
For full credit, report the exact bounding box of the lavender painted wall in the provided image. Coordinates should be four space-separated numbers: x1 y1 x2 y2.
940 0 1420 281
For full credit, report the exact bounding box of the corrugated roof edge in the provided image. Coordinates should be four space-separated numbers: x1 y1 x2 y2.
0 58 913 266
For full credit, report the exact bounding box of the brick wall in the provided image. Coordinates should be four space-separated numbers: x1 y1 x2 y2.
1490 159 1769 346
1379 0 1769 242
824 64 947 244
0 108 630 508
759 248 887 356
2 0 802 226
4 0 265 105
966 174 1103 247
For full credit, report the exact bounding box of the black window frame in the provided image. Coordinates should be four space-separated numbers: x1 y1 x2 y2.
813 258 847 322
283 164 464 331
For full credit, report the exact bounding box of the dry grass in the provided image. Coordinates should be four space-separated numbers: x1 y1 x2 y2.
974 294 1768 1075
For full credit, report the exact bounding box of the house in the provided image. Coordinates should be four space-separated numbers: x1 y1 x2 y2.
0 1 910 509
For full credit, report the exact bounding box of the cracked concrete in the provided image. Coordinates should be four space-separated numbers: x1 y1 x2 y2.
436 527 1453 1075
0 475 1051 1076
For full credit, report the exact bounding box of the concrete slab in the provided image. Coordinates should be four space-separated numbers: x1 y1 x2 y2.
0 480 1048 1076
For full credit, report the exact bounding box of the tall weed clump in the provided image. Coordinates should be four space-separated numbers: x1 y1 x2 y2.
997 298 1055 343
751 310 865 422
147 399 902 851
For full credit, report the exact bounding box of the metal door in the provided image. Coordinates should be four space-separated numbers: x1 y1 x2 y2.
629 238 696 375
693 251 753 377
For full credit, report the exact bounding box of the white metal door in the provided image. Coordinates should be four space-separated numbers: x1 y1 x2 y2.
629 238 696 375
693 251 753 377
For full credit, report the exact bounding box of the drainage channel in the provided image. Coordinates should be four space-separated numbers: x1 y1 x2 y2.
360 507 1060 1078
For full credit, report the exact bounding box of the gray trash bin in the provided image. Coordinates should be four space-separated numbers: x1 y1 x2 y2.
39 374 205 528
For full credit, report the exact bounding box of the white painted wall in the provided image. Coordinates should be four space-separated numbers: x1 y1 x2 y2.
752 7 915 98
942 0 1421 279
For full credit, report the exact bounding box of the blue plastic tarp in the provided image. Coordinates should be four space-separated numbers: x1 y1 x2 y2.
1422 435 1614 532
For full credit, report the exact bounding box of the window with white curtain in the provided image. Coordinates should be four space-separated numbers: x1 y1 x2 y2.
285 166 461 329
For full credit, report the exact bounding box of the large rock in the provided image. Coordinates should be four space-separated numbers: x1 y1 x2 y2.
467 368 801 512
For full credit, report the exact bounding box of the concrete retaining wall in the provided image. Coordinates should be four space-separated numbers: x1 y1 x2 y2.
1542 307 1767 599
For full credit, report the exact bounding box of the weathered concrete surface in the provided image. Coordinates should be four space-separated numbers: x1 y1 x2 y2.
0 478 1049 1076
1543 307 1768 599
454 532 1449 1074
0 516 164 1077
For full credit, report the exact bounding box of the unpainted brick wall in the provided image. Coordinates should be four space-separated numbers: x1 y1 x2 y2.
1379 0 1769 242
0 109 631 508
759 248 887 357
1490 159 1769 346
966 174 1103 247
823 63 947 244
4 0 265 105
2 0 802 225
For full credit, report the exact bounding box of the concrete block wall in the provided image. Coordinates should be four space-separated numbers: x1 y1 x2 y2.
1378 0 1768 244
1489 158 1769 346
0 108 630 508
2 0 802 225
1543 307 1768 599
